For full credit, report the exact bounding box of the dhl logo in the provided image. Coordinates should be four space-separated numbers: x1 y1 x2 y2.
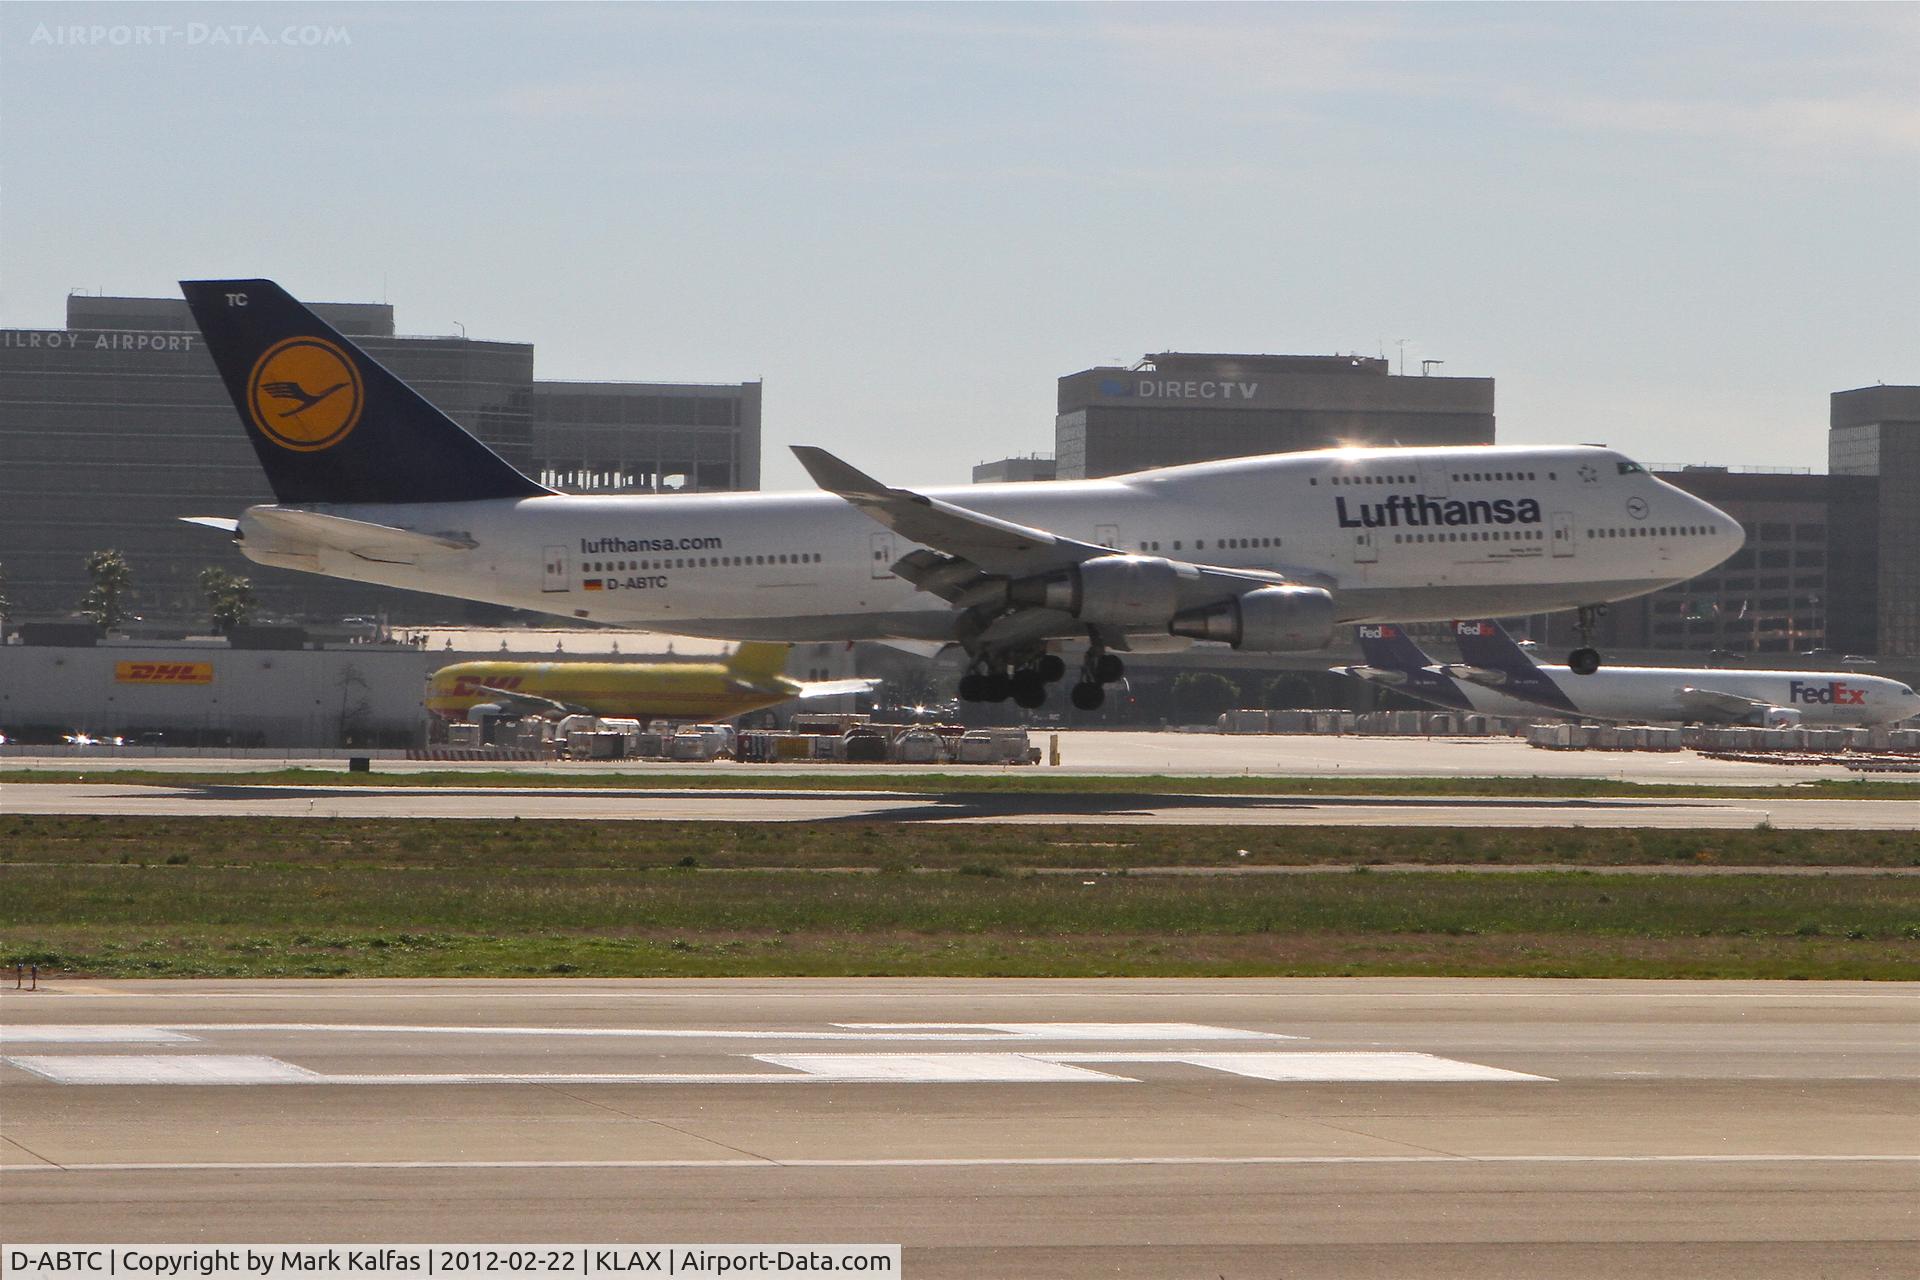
116 661 214 685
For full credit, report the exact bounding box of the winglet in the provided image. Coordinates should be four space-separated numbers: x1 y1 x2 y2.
791 445 903 502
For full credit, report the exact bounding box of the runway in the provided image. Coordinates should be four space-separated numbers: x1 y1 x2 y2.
4 979 1916 1277
8 780 1920 828
12 732 1918 785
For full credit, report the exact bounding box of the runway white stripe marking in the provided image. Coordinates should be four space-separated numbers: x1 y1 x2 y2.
4 1155 1914 1173
6 1055 321 1084
750 1054 1127 1082
0 1026 197 1044
1041 1052 1551 1082
831 1022 1292 1040
2 1051 1548 1086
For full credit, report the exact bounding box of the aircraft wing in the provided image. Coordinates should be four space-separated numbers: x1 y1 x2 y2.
791 445 1113 572
792 445 1300 604
1434 664 1511 688
794 678 885 699
1674 685 1769 719
190 507 477 565
462 684 589 716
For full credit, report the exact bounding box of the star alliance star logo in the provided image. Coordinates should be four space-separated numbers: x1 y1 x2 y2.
1577 463 1599 484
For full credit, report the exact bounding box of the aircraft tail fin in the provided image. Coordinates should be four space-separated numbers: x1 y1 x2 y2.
1451 620 1539 672
726 642 793 680
1452 620 1577 710
1354 623 1436 671
180 278 550 506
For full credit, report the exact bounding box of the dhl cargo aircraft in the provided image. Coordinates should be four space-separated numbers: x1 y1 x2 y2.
180 279 1742 711
425 642 878 722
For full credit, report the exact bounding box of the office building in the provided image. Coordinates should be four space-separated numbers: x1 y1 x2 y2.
1830 385 1920 657
1055 352 1494 479
971 455 1057 484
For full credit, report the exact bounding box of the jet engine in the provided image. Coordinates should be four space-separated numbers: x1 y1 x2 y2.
1168 585 1335 652
1008 555 1189 628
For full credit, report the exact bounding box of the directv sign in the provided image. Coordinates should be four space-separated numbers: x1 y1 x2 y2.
1097 377 1260 401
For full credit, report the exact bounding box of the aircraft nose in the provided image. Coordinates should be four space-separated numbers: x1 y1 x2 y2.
1685 493 1743 572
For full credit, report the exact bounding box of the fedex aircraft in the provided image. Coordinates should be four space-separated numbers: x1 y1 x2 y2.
1332 624 1550 718
179 279 1742 710
1436 620 1920 727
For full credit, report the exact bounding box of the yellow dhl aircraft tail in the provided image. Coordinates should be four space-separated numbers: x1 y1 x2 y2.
724 642 793 682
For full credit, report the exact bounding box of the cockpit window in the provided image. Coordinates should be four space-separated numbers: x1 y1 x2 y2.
1616 460 1647 475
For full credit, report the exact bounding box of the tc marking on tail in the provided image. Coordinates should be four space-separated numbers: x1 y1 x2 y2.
246 336 363 451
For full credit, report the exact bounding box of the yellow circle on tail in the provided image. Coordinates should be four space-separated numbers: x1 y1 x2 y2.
246 336 364 451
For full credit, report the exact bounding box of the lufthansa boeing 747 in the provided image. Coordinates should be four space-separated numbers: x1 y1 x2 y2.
180 279 1743 709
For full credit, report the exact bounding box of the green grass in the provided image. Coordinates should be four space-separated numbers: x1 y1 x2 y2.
4 815 1918 870
6 766 1920 800
3 817 1916 980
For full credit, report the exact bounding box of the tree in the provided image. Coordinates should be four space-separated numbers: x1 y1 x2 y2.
79 550 131 632
1263 674 1318 709
198 567 257 634
1171 671 1241 724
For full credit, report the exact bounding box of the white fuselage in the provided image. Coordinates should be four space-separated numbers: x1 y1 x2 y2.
235 444 1742 646
1527 665 1920 727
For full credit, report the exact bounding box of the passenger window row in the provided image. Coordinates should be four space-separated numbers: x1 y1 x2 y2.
586 553 823 572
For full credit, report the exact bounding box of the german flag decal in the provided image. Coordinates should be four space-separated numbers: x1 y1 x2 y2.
583 579 604 591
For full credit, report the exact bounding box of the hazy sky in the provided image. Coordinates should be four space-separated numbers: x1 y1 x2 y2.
4 2 1915 488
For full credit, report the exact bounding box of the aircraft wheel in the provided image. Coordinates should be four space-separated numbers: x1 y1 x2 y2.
981 672 1014 703
1011 672 1048 709
1070 681 1106 711
1568 647 1602 675
957 672 988 702
1092 653 1125 684
1036 654 1067 683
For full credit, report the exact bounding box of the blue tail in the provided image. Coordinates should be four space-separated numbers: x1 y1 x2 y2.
1451 620 1576 712
1352 624 1472 710
181 279 549 506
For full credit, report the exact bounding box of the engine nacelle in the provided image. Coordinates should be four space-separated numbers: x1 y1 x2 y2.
1009 555 1187 628
1168 585 1336 652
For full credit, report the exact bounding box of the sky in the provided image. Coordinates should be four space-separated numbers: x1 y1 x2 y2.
3 2 1916 489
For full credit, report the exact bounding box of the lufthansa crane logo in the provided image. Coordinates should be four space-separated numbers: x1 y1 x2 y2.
246 336 364 451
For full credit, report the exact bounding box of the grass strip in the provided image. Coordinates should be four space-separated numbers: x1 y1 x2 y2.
5 815 1918 870
4 818 1916 980
6 767 1920 800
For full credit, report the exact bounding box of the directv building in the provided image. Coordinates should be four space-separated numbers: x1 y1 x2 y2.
1054 352 1495 479
0 292 760 627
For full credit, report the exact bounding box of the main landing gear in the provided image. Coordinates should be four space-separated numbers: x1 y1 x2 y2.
1068 650 1125 712
958 652 1070 708
957 649 1126 711
1568 604 1606 676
